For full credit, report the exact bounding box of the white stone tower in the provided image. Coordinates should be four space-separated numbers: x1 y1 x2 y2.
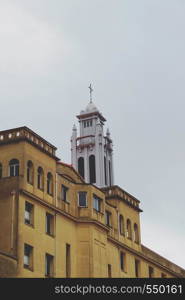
71 85 114 188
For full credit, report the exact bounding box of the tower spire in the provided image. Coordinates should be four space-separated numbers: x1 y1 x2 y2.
88 83 93 103
71 96 114 188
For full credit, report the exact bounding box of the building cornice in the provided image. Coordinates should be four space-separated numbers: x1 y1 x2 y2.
0 126 60 161
106 195 143 213
76 111 106 122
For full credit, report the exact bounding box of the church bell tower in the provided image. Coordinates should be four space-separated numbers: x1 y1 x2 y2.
71 85 114 188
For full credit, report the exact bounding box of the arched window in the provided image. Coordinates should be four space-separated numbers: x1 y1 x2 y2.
126 219 132 240
109 160 112 186
37 167 44 190
78 157 84 179
89 155 96 184
0 163 2 178
134 223 139 244
9 159 19 177
119 214 125 235
27 161 34 185
104 157 107 185
47 172 53 195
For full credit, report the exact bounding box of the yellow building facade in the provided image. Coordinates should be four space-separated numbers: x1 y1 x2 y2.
0 126 184 278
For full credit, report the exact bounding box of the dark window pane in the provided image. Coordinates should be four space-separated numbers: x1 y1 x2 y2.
89 155 96 183
62 185 68 201
109 161 111 186
120 252 125 271
78 192 87 207
78 157 84 179
45 254 53 277
46 213 54 235
66 244 71 278
104 157 107 185
105 211 111 226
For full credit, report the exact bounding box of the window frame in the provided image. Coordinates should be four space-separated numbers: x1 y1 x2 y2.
120 251 126 272
24 201 34 226
37 167 44 190
45 212 54 237
105 210 111 227
47 172 53 196
119 214 125 236
27 160 34 185
66 244 71 278
24 243 33 271
134 223 139 244
135 259 140 278
78 191 87 208
45 253 54 277
9 159 19 177
93 194 101 212
108 264 112 278
149 266 154 278
61 185 69 203
126 219 132 240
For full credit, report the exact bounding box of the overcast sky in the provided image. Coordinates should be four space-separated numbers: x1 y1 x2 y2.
0 0 185 269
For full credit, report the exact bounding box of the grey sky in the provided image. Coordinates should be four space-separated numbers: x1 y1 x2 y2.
0 0 185 268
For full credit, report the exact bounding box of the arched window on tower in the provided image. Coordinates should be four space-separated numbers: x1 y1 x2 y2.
37 167 44 190
126 219 132 240
104 157 107 186
27 160 34 185
9 159 19 177
89 155 96 184
47 172 53 195
78 157 84 179
0 163 2 178
109 160 112 186
119 214 125 235
134 223 139 244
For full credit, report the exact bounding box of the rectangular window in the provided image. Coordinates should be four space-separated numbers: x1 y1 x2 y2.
135 259 140 278
45 253 54 277
66 244 71 278
46 213 54 236
24 244 33 270
61 185 69 202
93 194 101 212
108 264 112 278
78 192 87 207
105 211 111 227
25 202 34 225
120 252 126 272
149 266 154 278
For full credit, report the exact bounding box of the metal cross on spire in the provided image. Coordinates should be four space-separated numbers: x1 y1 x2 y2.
88 83 93 103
